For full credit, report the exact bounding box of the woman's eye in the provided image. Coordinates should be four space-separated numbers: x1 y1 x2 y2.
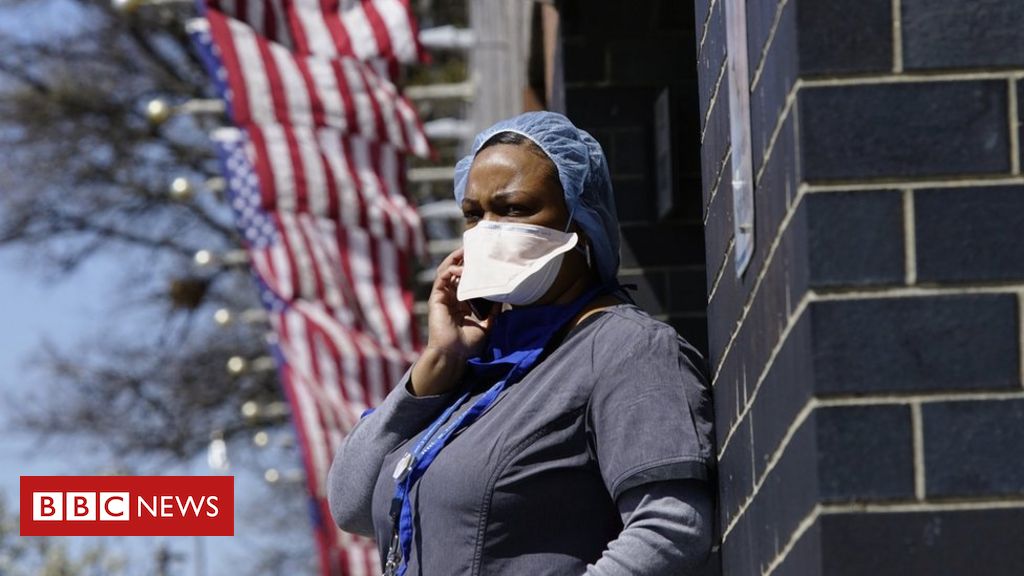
505 205 528 216
462 212 480 223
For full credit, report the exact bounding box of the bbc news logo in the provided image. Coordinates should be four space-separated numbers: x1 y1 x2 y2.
21 476 233 536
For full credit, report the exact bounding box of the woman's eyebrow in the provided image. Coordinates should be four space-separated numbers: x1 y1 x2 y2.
491 189 537 202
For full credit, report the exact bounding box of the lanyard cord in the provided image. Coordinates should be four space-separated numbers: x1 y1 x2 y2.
383 283 607 576
385 355 535 576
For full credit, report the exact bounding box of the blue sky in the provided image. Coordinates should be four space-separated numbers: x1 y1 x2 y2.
0 4 259 572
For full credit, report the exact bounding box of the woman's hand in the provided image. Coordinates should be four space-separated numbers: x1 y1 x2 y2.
410 248 497 396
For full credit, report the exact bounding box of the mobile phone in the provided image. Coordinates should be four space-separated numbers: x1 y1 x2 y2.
468 297 492 319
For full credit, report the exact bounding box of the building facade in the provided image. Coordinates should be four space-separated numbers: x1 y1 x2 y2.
528 0 1024 573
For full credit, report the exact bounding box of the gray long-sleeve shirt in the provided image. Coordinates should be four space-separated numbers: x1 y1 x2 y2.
329 304 716 575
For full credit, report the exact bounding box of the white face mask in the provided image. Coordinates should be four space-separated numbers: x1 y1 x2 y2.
456 220 579 306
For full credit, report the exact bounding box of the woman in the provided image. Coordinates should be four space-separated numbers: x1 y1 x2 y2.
329 111 715 575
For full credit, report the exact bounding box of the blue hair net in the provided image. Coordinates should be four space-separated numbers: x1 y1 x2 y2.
453 111 620 284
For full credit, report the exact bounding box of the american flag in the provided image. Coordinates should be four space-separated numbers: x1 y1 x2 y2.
191 11 431 157
202 0 426 64
192 1 431 570
244 123 425 255
213 126 419 354
213 129 421 575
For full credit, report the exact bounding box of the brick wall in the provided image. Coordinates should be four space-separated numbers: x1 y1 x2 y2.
559 0 709 356
696 0 1024 574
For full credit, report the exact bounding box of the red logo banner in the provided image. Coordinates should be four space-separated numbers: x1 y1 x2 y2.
20 476 234 536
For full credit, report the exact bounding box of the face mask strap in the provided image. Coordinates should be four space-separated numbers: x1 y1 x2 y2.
564 205 592 269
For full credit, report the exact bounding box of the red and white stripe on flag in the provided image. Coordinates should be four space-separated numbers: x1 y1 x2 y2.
205 9 431 157
247 211 419 353
276 359 382 576
271 301 421 575
246 123 425 257
272 301 418 464
205 0 425 64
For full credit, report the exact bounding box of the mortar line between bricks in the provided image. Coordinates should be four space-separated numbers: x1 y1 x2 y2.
619 264 707 275
759 499 1024 573
801 70 1024 87
1009 79 1021 176
704 147 733 222
754 84 799 187
803 175 1024 192
816 390 1024 407
811 283 1024 300
718 285 1024 462
722 397 817 540
911 401 925 500
821 499 1024 514
1018 291 1024 388
891 0 903 73
701 57 729 143
902 189 917 285
724 388 1024 544
791 92 802 208
761 506 821 576
749 0 791 92
711 186 808 383
706 237 735 306
697 0 718 60
717 294 812 460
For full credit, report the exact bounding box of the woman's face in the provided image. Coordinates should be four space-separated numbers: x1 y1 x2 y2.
461 142 569 230
461 142 594 305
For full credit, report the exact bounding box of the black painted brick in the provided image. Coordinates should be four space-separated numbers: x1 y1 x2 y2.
773 521 821 576
667 267 708 314
796 0 893 76
819 509 1024 575
810 294 1021 394
617 269 667 315
653 0 692 33
750 112 797 280
806 190 905 288
923 399 1024 498
612 177 655 224
560 0 659 38
667 315 709 359
744 0 781 75
563 39 607 85
566 86 659 127
697 0 727 130
741 238 790 386
751 411 819 570
750 316 813 480
717 415 754 526
903 0 1024 70
720 503 758 576
694 0 712 43
915 185 1024 283
1019 79 1023 171
700 85 730 209
816 405 915 502
706 259 742 366
799 81 1011 182
749 0 797 177
611 128 650 177
785 197 811 316
609 34 694 86
703 173 733 294
711 337 743 438
620 223 705 268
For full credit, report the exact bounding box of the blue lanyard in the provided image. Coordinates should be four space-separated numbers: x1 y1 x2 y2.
383 285 606 576
385 354 537 576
